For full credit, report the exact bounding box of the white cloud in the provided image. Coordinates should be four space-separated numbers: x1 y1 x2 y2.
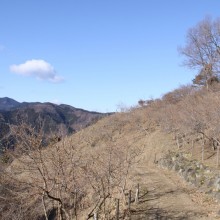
10 59 64 83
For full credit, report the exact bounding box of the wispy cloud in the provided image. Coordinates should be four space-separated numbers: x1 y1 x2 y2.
10 59 64 83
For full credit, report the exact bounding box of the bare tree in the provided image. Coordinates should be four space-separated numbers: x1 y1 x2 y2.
179 16 220 89
0 118 144 220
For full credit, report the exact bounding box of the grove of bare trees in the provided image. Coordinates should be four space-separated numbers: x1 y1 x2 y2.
0 118 143 220
141 82 220 167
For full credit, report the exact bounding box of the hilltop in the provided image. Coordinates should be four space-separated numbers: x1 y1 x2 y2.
0 97 21 110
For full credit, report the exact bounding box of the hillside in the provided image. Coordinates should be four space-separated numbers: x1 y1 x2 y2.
0 97 110 151
0 94 219 220
2 85 220 219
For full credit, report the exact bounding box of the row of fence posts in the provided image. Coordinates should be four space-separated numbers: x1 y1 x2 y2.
93 183 140 220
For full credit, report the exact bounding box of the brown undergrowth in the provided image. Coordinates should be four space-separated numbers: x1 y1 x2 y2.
2 84 220 219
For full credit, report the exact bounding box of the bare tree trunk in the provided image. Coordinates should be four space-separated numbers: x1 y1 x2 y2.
42 194 48 220
210 137 220 168
191 139 194 157
202 134 205 162
57 189 61 220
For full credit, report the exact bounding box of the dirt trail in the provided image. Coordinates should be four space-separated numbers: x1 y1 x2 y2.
120 130 220 219
128 163 220 220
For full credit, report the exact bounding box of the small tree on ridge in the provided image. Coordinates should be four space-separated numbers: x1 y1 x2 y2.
179 16 220 89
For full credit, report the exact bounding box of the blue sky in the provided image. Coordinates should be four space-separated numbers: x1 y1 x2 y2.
1 0 220 112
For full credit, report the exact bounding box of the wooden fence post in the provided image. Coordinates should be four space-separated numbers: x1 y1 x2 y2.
93 212 98 220
116 199 120 220
74 189 77 220
191 139 194 157
128 190 131 212
135 184 139 204
217 145 220 168
202 134 205 162
176 136 180 149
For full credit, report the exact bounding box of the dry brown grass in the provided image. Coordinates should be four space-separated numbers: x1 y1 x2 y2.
2 84 220 219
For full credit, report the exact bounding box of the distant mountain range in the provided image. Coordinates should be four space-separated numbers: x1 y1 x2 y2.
0 97 111 151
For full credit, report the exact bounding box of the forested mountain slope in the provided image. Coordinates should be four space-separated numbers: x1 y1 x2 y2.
0 97 110 151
